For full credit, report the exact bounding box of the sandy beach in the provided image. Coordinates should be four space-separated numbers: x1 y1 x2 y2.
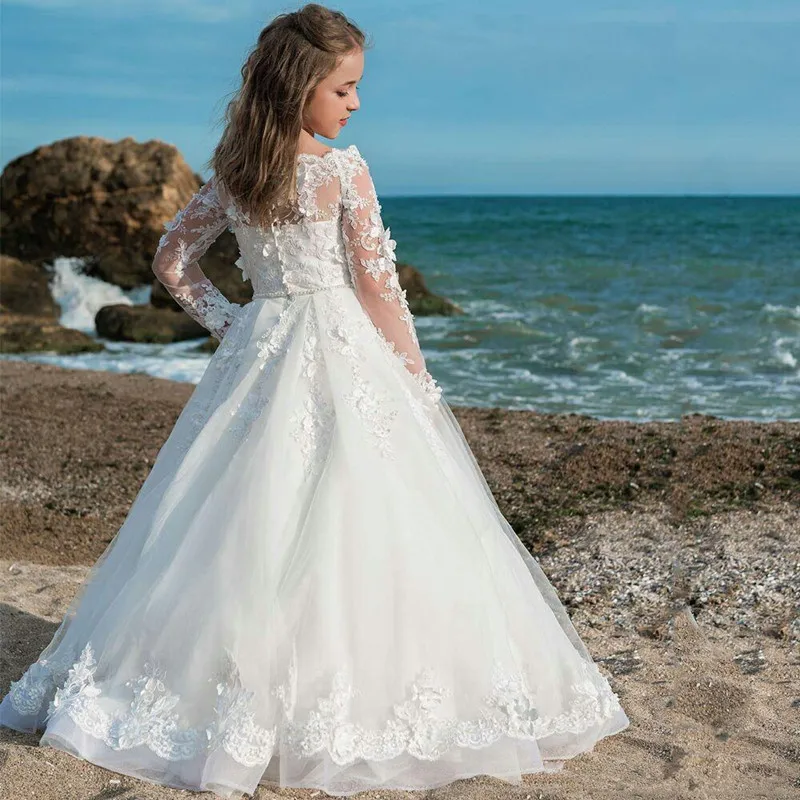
0 360 797 800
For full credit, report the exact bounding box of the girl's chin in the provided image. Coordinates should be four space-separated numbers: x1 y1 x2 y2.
315 126 341 139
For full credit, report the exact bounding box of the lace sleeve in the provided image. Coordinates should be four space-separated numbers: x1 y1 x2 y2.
152 176 242 341
339 149 441 403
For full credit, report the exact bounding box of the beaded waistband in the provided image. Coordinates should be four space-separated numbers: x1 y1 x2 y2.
251 282 350 299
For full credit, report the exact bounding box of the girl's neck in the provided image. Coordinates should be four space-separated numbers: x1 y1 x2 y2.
297 129 332 157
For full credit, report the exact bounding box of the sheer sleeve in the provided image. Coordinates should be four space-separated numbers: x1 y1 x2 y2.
339 150 442 403
151 176 242 341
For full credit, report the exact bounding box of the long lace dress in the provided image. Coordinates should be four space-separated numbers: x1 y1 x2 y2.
0 144 629 798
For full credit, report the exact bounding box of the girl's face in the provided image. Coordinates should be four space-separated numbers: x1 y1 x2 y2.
303 49 363 140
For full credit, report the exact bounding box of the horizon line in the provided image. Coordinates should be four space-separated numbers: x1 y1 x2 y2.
382 192 800 199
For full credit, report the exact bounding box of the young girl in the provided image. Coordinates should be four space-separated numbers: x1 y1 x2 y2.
0 4 629 797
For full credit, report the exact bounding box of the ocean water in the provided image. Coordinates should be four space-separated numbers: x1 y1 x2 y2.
3 196 798 421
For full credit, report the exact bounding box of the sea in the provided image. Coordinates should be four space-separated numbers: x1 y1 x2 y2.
3 196 798 422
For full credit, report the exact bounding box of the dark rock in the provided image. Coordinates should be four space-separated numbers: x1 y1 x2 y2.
733 648 767 675
0 255 60 317
94 303 214 344
596 648 643 675
0 312 104 354
397 263 463 316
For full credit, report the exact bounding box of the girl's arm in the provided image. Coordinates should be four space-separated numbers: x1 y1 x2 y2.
151 177 242 341
340 151 441 402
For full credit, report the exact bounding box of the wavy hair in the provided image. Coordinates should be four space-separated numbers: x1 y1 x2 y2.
207 3 368 228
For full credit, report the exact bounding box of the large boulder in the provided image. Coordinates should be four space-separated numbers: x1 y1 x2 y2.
0 135 206 289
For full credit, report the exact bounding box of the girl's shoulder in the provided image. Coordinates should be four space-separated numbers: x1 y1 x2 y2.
330 143 366 170
297 144 367 186
330 144 369 180
298 143 363 164
333 143 363 161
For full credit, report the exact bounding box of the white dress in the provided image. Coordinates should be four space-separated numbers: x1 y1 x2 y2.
0 144 629 798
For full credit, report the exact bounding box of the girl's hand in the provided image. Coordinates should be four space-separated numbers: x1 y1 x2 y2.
412 369 443 405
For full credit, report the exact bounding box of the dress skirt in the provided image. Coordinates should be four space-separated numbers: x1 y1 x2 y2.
0 285 629 798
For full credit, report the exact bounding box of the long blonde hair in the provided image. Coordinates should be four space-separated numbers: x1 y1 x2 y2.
207 3 368 228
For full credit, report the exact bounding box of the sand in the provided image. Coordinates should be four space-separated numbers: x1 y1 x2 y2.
0 361 798 799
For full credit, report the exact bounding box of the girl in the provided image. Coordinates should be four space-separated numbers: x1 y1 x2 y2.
0 4 629 798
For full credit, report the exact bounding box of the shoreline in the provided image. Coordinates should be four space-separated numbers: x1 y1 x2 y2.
2 359 797 561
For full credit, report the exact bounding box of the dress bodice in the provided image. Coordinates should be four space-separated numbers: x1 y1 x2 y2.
150 141 436 395
220 148 357 297
231 219 351 297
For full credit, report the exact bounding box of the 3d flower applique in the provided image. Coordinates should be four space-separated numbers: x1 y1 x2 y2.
379 227 397 261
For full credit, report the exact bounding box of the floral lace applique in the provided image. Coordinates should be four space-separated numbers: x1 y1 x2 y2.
7 647 76 717
152 178 242 341
211 302 249 364
344 374 398 460
411 369 443 405
208 651 277 767
404 386 448 463
181 366 231 449
322 295 400 460
47 643 206 760
255 300 301 366
296 153 346 222
218 151 343 231
10 637 623 771
319 291 445 465
289 310 335 475
273 652 624 765
225 300 302 445
37 642 274 764
233 254 250 283
372 330 443 408
157 307 250 459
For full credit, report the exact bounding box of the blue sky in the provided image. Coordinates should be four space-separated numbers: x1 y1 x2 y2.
2 1 798 195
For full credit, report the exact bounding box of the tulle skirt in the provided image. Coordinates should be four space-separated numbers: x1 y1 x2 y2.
0 286 629 798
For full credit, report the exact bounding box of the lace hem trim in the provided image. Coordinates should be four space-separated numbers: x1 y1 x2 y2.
7 640 624 768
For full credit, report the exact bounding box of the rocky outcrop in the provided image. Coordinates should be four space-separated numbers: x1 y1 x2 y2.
0 135 201 289
94 303 214 344
0 312 104 354
0 135 247 349
0 255 105 354
0 255 60 317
